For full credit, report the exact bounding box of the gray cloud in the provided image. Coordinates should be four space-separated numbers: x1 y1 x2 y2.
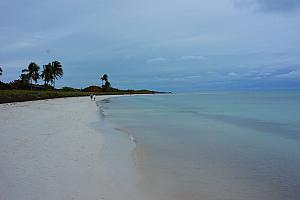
275 68 300 79
1 0 300 90
179 55 207 61
146 57 167 63
234 0 300 13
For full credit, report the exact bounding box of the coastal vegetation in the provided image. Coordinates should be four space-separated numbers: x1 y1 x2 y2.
41 61 63 88
0 60 63 90
100 74 111 91
21 62 40 90
0 62 162 104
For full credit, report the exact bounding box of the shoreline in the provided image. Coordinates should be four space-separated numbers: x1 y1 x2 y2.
0 95 149 200
0 90 163 104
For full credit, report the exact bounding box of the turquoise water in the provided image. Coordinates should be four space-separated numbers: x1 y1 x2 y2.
98 92 300 200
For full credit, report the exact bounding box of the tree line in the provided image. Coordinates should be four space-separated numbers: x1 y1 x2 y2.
1 62 118 92
0 61 63 90
0 65 158 96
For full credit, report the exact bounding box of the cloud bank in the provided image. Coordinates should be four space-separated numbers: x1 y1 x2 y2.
0 0 300 90
234 0 300 13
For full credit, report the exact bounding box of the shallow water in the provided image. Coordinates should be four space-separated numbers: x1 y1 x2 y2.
97 92 300 200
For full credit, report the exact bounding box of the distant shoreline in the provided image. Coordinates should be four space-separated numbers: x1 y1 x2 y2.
0 89 168 104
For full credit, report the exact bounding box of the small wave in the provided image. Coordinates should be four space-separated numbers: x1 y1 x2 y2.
114 127 137 144
99 107 106 118
96 102 107 118
129 134 136 143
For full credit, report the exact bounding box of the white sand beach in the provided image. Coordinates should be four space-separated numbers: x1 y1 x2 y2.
0 96 147 200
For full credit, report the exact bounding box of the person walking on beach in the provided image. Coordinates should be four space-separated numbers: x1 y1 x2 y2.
93 95 96 101
90 94 93 101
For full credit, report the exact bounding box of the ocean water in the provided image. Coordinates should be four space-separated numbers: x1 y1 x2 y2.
97 92 300 200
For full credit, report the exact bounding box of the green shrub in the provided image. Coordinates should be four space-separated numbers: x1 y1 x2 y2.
82 86 103 92
60 87 80 92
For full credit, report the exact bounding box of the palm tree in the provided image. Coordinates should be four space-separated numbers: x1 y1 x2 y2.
22 62 40 90
41 61 63 88
100 76 104 86
0 67 2 76
101 74 108 87
41 63 53 86
19 71 30 85
104 81 111 88
51 61 63 88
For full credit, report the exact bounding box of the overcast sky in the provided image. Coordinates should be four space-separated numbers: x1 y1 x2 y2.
1 0 300 91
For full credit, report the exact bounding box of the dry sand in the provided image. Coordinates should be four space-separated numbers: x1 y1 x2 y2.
0 96 148 200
